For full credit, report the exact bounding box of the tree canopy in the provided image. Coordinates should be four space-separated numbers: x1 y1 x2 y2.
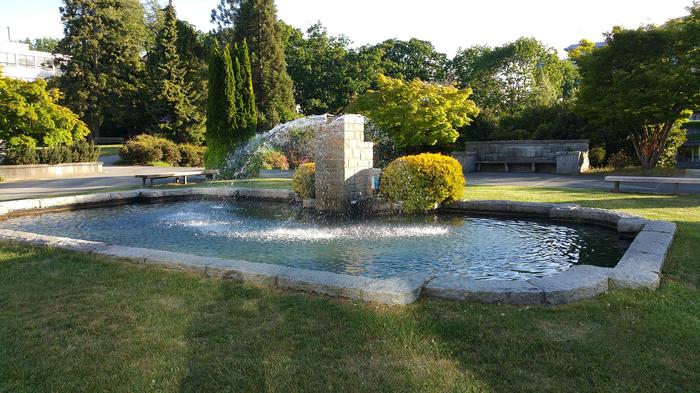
55 0 147 139
576 5 700 168
347 75 479 149
0 71 90 147
452 37 578 116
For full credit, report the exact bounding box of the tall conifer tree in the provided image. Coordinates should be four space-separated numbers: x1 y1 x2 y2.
56 0 147 139
146 0 202 143
211 0 296 129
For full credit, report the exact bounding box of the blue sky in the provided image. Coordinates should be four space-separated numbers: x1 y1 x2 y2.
0 0 692 56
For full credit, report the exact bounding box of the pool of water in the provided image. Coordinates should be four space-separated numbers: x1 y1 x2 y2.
0 199 630 280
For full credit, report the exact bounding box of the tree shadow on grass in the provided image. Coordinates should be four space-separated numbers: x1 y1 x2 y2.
177 281 493 393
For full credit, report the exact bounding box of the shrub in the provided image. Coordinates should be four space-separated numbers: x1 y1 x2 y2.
292 162 315 199
589 146 606 167
8 135 37 150
2 142 99 165
259 148 289 170
607 150 635 169
119 138 163 165
178 144 206 167
72 141 100 162
37 145 73 164
380 153 465 213
3 145 37 165
119 134 182 165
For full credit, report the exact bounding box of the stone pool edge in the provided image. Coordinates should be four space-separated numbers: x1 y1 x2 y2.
0 189 676 306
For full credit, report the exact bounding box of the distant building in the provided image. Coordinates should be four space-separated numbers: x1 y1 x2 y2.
677 112 700 169
0 40 61 81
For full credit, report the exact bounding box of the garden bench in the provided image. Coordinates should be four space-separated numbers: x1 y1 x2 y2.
476 159 555 173
605 175 700 194
135 170 219 186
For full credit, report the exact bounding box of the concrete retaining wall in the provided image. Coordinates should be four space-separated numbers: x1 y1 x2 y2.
0 189 676 306
0 162 103 181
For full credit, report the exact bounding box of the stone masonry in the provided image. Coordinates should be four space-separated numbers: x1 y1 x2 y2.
454 140 590 175
315 115 374 213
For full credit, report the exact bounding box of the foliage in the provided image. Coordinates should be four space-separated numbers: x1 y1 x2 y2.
588 146 606 167
366 38 449 83
282 22 358 115
291 162 315 198
212 0 297 130
204 41 228 169
21 37 60 52
576 6 700 168
205 41 257 169
258 148 289 170
658 123 687 168
55 0 147 139
607 150 635 169
277 126 315 168
0 75 90 147
347 75 479 149
145 0 204 144
452 37 578 116
119 134 182 165
2 142 99 165
380 153 464 213
178 144 206 167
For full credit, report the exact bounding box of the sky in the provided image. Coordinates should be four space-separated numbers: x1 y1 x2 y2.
0 0 693 57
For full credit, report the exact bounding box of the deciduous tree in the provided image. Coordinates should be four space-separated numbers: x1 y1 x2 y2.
347 75 479 149
577 5 700 168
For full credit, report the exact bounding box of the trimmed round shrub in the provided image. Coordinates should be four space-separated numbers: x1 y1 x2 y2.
178 144 206 167
380 153 465 213
292 162 315 199
72 141 100 162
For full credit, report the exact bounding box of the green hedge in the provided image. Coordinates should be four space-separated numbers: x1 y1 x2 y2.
2 142 100 165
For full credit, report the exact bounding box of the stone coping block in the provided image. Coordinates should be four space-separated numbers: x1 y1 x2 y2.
0 192 677 305
617 218 649 233
528 265 609 305
425 276 544 304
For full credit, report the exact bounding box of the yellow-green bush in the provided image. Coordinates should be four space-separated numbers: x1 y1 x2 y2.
380 153 464 213
292 162 315 199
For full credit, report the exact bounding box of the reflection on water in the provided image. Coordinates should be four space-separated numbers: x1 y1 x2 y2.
0 199 631 280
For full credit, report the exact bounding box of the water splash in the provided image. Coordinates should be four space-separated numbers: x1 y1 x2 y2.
222 114 332 178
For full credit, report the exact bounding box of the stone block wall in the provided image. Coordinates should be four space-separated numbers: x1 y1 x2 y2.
315 115 375 213
460 140 590 175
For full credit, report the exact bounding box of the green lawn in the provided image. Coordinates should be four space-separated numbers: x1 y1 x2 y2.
98 144 122 157
1 185 699 392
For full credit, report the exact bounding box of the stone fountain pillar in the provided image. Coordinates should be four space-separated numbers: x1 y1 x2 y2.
315 115 375 213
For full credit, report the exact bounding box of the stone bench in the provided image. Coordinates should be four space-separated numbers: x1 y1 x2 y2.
476 159 555 173
605 175 700 194
135 170 218 186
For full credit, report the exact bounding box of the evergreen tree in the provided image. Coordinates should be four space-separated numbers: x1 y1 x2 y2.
146 0 203 143
232 43 245 133
205 41 227 168
56 0 147 139
211 0 296 130
239 39 257 134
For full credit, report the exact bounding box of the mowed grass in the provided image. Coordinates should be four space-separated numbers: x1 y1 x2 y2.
98 144 122 157
1 185 699 392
